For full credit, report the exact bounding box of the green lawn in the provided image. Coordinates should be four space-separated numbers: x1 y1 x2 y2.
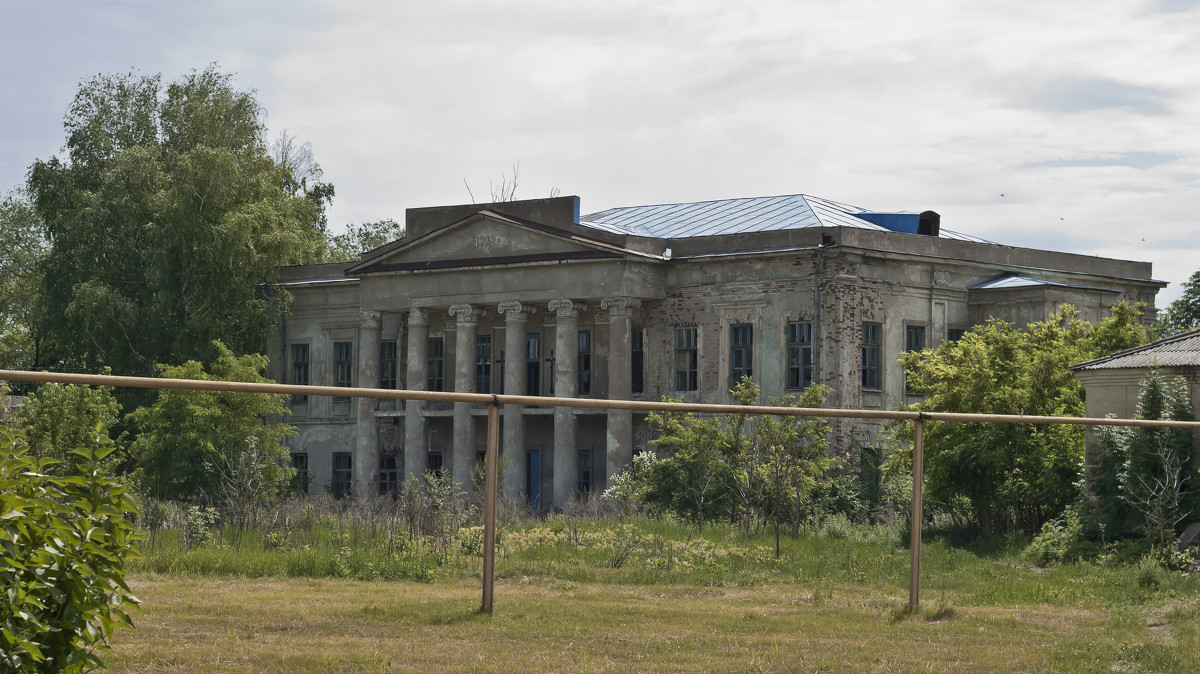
108 516 1200 672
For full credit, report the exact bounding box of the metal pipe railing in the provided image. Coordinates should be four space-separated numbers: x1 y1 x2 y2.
4 368 1199 611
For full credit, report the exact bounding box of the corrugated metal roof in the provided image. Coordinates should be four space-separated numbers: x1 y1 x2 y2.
1073 329 1200 370
578 194 991 242
968 273 1122 292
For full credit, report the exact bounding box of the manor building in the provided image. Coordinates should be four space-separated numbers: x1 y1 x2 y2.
271 195 1163 504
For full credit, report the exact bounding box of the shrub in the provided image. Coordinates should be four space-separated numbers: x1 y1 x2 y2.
0 425 142 672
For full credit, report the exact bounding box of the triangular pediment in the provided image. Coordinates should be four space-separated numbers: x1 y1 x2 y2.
347 210 639 275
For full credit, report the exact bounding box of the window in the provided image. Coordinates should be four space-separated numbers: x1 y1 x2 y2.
675 327 698 391
861 322 881 389
290 452 309 493
905 325 926 394
577 330 592 394
577 449 592 493
526 333 541 396
730 323 753 386
333 341 353 401
631 329 644 395
947 328 965 342
332 453 352 498
786 322 813 389
427 336 444 391
378 452 399 495
380 340 397 389
426 450 443 474
476 334 492 393
290 343 309 403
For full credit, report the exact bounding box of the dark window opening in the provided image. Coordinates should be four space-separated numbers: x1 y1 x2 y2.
290 343 309 403
333 341 353 401
577 330 592 395
380 340 397 389
378 453 399 495
476 334 492 393
905 325 926 394
730 323 753 386
426 451 443 474
427 336 444 391
675 327 698 391
526 333 541 396
861 322 881 389
331 453 352 498
786 322 813 389
577 449 592 493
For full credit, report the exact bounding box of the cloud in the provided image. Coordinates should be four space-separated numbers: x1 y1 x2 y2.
1020 153 1179 170
1027 79 1171 115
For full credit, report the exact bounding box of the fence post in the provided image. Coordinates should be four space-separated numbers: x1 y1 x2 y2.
909 417 925 609
482 401 500 614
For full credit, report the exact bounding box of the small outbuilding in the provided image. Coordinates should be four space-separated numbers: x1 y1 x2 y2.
1072 328 1200 493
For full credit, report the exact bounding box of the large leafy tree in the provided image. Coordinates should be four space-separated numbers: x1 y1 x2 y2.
27 66 332 377
1157 270 1200 337
897 303 1147 536
324 219 405 262
130 341 296 509
0 190 51 379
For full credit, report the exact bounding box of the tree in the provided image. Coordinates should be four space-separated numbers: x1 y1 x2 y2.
27 66 333 377
0 411 141 673
1157 270 1200 337
896 303 1148 536
1096 370 1197 544
324 219 405 262
0 190 51 380
16 383 123 476
130 341 296 511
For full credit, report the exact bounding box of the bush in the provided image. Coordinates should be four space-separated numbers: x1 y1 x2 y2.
0 425 141 672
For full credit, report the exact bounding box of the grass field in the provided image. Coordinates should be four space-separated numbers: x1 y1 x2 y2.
107 515 1200 672
108 574 1195 673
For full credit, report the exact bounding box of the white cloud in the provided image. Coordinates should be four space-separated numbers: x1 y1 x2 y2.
2 0 1197 302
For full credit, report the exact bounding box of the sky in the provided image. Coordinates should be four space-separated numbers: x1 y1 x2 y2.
2 0 1197 303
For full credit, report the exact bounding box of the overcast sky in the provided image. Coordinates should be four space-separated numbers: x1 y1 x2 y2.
2 0 1197 302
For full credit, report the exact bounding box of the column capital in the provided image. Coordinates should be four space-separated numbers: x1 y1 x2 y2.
497 300 537 321
601 296 641 318
448 303 484 324
359 310 381 330
547 299 585 320
408 308 428 327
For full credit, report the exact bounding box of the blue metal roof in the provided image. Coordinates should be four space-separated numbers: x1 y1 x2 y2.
578 194 990 242
968 273 1121 292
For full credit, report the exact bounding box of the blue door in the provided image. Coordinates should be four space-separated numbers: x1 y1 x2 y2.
527 450 541 511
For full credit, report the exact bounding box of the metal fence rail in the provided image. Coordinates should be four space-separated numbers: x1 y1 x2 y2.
4 368 1200 612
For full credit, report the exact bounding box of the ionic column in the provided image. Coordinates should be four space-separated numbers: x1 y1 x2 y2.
548 299 582 506
497 300 534 500
355 311 381 498
449 304 483 488
404 308 428 481
602 296 640 488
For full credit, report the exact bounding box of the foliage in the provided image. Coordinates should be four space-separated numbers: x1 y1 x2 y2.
1156 269 1200 337
27 66 332 377
615 378 833 537
0 190 51 380
130 341 296 507
324 219 405 262
16 382 123 476
0 424 141 672
1095 369 1197 544
895 303 1147 537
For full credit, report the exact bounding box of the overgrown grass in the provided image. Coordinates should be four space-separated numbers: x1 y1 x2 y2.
119 495 1200 670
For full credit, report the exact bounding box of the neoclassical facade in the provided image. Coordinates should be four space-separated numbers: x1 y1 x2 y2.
271 194 1163 506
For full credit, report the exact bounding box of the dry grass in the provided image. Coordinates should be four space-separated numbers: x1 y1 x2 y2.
105 574 1185 673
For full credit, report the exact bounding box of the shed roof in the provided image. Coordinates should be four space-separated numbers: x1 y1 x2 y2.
579 194 990 242
1072 329 1200 370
